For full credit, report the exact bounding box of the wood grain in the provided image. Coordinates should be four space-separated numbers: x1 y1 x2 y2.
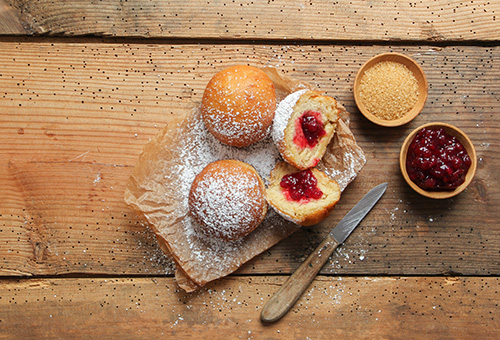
261 234 339 323
1 39 498 278
1 0 500 41
0 1 499 337
0 276 498 339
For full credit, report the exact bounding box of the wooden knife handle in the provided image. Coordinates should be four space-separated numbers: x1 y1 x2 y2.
260 234 339 323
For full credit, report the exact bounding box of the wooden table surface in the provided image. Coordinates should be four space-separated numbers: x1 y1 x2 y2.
1 1 499 339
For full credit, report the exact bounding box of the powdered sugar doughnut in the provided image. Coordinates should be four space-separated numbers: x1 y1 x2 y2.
188 159 268 241
201 65 276 147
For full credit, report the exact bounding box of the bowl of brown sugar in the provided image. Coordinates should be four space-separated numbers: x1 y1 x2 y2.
354 52 428 127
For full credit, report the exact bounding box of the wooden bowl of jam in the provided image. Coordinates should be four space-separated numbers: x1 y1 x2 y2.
400 122 477 199
354 52 428 127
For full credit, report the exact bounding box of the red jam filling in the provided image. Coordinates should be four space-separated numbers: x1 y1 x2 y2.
280 169 323 201
293 110 326 148
406 127 472 191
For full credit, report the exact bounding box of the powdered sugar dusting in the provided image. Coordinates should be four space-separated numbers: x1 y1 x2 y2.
272 89 308 145
272 207 300 224
126 72 366 289
189 163 263 241
164 108 281 275
176 109 279 191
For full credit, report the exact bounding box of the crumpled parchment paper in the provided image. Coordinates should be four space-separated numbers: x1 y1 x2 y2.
124 67 366 292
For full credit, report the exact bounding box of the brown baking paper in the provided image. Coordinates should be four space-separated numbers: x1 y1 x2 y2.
124 67 366 292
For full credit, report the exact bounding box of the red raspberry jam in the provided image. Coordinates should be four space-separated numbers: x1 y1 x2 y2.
293 110 326 148
406 127 471 191
280 169 323 201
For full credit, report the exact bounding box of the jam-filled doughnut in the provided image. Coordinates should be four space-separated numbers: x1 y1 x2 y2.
201 65 276 147
273 90 340 170
265 161 340 226
188 159 268 241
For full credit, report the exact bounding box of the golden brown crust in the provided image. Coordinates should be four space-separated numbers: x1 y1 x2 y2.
266 161 340 226
188 159 268 241
201 65 276 147
278 90 340 169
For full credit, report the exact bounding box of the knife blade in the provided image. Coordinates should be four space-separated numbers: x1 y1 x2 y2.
260 182 387 323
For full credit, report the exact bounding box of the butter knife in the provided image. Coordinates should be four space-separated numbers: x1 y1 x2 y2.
261 182 388 323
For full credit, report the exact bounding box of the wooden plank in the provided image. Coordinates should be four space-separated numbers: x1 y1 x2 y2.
1 0 499 41
1 40 499 278
0 276 498 339
0 0 23 34
0 161 175 276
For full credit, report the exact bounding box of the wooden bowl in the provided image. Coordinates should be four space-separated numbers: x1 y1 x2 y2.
399 122 477 199
353 52 428 127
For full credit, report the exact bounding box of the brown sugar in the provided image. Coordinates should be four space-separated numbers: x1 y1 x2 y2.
359 60 419 121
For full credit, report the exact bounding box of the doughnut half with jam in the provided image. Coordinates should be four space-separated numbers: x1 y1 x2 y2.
273 90 340 170
266 161 340 226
